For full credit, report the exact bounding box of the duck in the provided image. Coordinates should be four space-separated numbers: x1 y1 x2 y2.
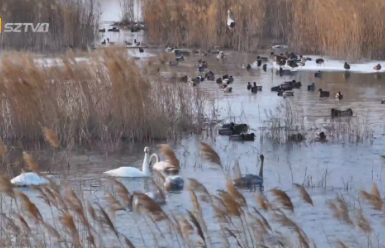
246 64 251 70
103 147 151 177
176 55 184 61
219 123 248 135
251 82 258 93
256 56 269 62
138 47 144 53
198 66 205 72
165 47 177 52
107 27 120 32
382 99 385 104
233 155 264 188
307 83 315 91
227 10 235 29
205 71 215 81
344 62 350 70
229 133 255 141
254 60 262 67
101 40 106 45
318 89 330 97
11 172 52 187
217 51 225 59
179 75 188 83
222 74 229 79
314 71 322 78
282 91 294 97
247 82 252 90
286 60 298 69
99 28 106 33
318 132 327 141
262 64 267 71
335 91 343 100
228 76 234 83
316 58 324 66
134 39 140 46
374 64 382 71
125 40 133 46
219 83 228 89
224 87 233 93
216 78 222 84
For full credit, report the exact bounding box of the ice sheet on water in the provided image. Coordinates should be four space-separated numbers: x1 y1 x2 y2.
271 55 385 73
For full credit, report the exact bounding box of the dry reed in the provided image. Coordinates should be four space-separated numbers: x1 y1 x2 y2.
141 0 385 59
0 47 208 148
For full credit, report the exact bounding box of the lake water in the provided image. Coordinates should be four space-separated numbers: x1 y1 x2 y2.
10 1 385 247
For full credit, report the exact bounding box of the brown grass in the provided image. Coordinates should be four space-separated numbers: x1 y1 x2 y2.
159 144 180 170
200 142 222 169
141 0 385 59
0 47 208 149
0 0 99 52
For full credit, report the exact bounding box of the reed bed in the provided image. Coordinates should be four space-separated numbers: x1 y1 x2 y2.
141 0 385 59
0 47 209 148
0 0 99 52
0 141 383 247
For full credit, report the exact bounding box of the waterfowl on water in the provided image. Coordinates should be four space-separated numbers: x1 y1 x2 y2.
11 172 53 187
104 147 151 177
344 62 350 70
382 99 385 104
176 55 184 61
316 58 324 66
257 56 269 62
247 82 252 90
319 132 326 141
219 83 228 89
227 10 235 29
205 71 215 80
288 133 304 142
374 64 382 71
224 87 233 93
318 89 330 98
229 133 256 141
254 59 262 67
281 91 294 97
164 175 184 191
165 47 177 52
262 64 267 71
125 40 133 46
106 38 115 45
222 74 229 79
251 82 260 93
335 91 343 100
179 75 188 83
219 123 249 135
308 83 315 91
286 60 298 69
99 28 106 33
233 155 265 188
246 64 251 70
217 51 225 59
107 27 120 32
314 71 322 78
228 76 234 83
216 78 223 84
134 39 140 46
101 39 106 45
138 47 144 53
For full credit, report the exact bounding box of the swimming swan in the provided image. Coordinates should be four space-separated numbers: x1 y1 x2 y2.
103 147 151 177
149 152 180 174
11 172 51 186
233 155 265 189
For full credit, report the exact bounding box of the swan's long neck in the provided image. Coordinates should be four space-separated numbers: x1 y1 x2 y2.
259 156 264 178
143 152 150 176
149 153 160 166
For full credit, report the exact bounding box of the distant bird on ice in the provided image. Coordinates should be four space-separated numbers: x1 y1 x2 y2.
227 10 235 29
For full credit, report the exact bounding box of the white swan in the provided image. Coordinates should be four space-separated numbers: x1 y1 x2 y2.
150 153 179 173
227 10 235 29
217 51 224 59
104 147 151 177
11 172 50 186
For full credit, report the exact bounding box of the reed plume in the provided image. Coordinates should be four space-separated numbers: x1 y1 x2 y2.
159 144 180 170
22 152 40 175
112 179 131 208
0 137 6 158
270 189 294 212
329 197 353 225
294 183 313 206
17 191 43 222
0 174 15 198
200 142 222 169
42 127 60 148
360 183 383 211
